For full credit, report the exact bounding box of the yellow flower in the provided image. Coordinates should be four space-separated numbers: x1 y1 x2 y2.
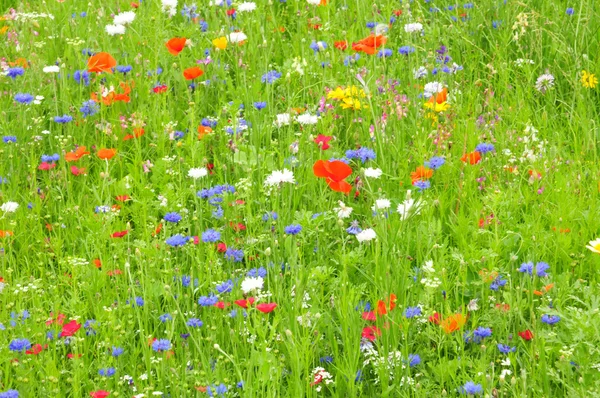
0 26 8 35
586 238 600 254
423 101 450 112
341 97 363 110
327 87 346 100
581 70 598 88
212 37 228 50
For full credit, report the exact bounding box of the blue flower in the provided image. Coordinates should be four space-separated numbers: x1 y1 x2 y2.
187 318 204 328
262 211 278 222
426 156 445 170
6 67 24 79
80 100 99 117
247 267 267 278
408 354 421 367
8 338 31 352
216 280 234 294
198 294 219 306
261 70 281 84
224 248 244 262
459 381 482 395
181 276 191 287
99 367 116 377
0 390 20 398
490 275 507 291
2 136 16 144
73 70 90 85
284 224 302 235
152 339 172 352
346 220 362 235
346 147 376 163
404 306 421 318
202 229 221 243
14 93 34 104
398 46 415 55
566 7 574 15
116 65 132 74
310 41 327 53
473 327 492 340
518 262 534 275
366 22 376 28
377 49 393 58
319 355 334 364
54 115 73 124
253 101 267 110
159 313 173 322
497 344 516 354
111 346 124 357
475 143 495 154
535 262 550 277
166 235 189 247
133 296 144 307
164 212 182 223
541 314 560 325
207 384 227 397
413 180 431 191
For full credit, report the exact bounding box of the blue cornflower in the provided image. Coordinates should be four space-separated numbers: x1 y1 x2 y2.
212 206 224 219
346 147 376 163
398 46 415 55
535 262 550 277
116 65 132 74
54 115 73 124
3 136 16 144
566 7 574 15
490 275 507 291
199 20 208 32
111 346 124 357
541 314 560 325
497 344 516 354
198 294 219 307
201 118 218 128
346 220 362 235
284 224 302 235
181 276 191 287
253 101 267 110
152 339 172 352
492 20 501 29
459 381 482 395
404 306 422 319
247 267 267 278
6 67 24 79
262 211 278 221
236 381 244 388
413 180 431 191
202 229 221 243
366 21 376 28
207 384 227 397
355 370 364 382
475 143 495 154
133 297 144 307
473 327 492 340
216 280 234 294
224 247 244 262
14 93 34 104
320 356 334 364
344 54 360 66
99 367 116 377
408 354 421 367
377 49 393 58
0 390 19 398
464 3 474 8
159 313 173 322
426 156 445 170
84 319 98 336
8 338 31 352
261 70 281 84
309 41 327 53
518 262 534 275
187 318 204 328
80 100 99 117
164 212 182 223
73 70 90 85
166 234 189 247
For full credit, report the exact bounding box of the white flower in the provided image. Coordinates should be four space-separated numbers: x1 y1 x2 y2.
42 65 60 73
587 238 600 254
374 23 389 35
422 260 435 273
397 191 421 220
209 0 224 4
356 228 376 242
241 277 264 294
404 23 423 33
264 169 295 186
113 11 136 25
34 95 44 105
105 24 126 36
372 199 391 211
227 31 247 43
139 373 149 380
307 0 321 4
333 201 353 219
237 2 257 12
188 167 208 179
413 66 428 79
364 167 382 178
535 73 554 93
514 58 534 66
467 299 479 311
274 113 291 127
161 0 178 17
0 202 19 213
423 81 444 98
295 113 318 125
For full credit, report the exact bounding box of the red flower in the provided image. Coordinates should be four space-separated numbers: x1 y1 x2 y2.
153 84 168 93
362 311 377 321
234 297 255 308
115 195 131 202
334 41 348 50
183 66 204 80
352 35 387 55
217 242 227 252
38 162 56 170
46 313 66 326
428 312 441 325
93 259 102 269
226 8 236 16
111 230 128 238
256 303 277 313
518 329 533 341
61 320 82 337
67 353 82 359
70 166 87 176
460 151 481 165
26 344 44 355
313 160 353 194
90 391 110 398
361 326 381 341
87 52 117 74
314 134 332 150
230 222 246 232
165 37 187 56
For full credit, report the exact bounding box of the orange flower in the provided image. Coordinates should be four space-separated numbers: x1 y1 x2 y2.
97 148 117 160
197 125 213 139
410 166 433 183
0 230 13 238
428 88 448 104
165 37 187 56
91 82 132 106
334 41 348 50
65 146 90 162
123 128 145 141
461 151 481 165
352 35 387 55
533 283 554 296
440 313 467 334
313 160 353 194
183 66 203 80
9 58 28 68
70 166 87 176
87 52 117 74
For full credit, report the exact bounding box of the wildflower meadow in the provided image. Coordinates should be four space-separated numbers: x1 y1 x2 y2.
1 0 600 397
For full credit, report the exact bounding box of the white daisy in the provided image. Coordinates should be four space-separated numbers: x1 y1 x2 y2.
587 238 600 254
535 73 554 93
42 65 60 73
105 24 126 36
161 0 178 17
264 169 295 187
188 167 208 179
295 113 318 125
372 199 391 211
274 113 291 127
240 277 264 294
423 81 444 98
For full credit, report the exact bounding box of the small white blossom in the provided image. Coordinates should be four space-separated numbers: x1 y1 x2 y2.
188 167 208 179
364 168 382 178
356 228 376 242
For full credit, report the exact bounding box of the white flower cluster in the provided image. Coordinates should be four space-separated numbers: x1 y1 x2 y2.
264 169 295 187
106 11 136 36
420 260 441 288
310 367 334 392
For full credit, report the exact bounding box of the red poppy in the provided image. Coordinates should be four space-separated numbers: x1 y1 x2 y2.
70 166 86 176
234 297 255 308
334 41 348 50
314 134 332 150
87 52 116 74
93 259 102 269
26 344 44 355
90 391 110 398
46 313 66 326
61 320 81 337
518 329 533 341
410 166 433 183
107 269 123 277
440 313 467 333
230 222 246 232
428 88 448 105
217 242 227 252
123 128 145 141
183 66 204 80
495 303 510 312
165 37 187 56
152 223 163 236
256 303 277 313
198 125 213 139
38 162 56 170
361 326 381 341
376 300 387 316
213 301 228 309
97 148 117 160
313 160 353 194
226 8 236 16
428 312 441 325
352 35 387 55
131 2 139 8
362 311 377 321
111 230 128 238
153 84 168 93
461 151 481 165
65 146 90 162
